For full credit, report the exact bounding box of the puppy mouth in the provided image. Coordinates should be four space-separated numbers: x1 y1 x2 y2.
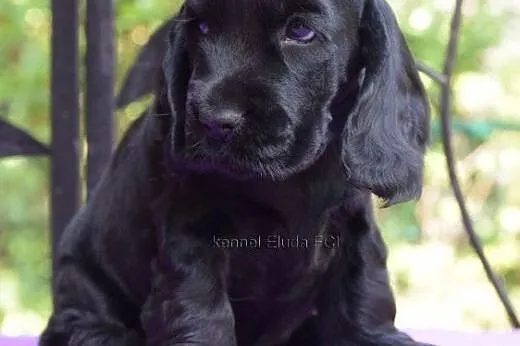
168 154 258 180
172 117 271 179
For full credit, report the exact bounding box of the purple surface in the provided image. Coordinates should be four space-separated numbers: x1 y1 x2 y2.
407 330 520 346
1 331 520 345
0 337 37 346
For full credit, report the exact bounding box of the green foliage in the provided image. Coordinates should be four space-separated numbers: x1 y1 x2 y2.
0 0 519 334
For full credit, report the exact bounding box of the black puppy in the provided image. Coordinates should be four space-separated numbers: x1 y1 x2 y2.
40 0 431 345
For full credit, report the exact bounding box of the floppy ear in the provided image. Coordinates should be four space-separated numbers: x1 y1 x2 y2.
161 7 192 153
341 0 430 206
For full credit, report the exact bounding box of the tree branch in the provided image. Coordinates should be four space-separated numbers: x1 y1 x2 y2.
439 0 520 328
416 61 448 85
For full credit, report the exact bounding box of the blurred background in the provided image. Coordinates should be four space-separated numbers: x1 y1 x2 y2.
0 0 519 337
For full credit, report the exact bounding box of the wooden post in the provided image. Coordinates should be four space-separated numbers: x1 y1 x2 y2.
85 0 116 197
50 0 80 285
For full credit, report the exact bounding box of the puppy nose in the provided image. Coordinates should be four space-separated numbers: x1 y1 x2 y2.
199 110 243 140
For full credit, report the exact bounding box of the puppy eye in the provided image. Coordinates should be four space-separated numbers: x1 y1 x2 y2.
198 20 209 34
284 20 316 43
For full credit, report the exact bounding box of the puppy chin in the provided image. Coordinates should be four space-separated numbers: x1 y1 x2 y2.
167 135 329 183
169 156 259 180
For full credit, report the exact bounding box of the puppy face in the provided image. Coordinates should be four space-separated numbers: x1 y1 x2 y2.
164 0 430 204
166 0 362 180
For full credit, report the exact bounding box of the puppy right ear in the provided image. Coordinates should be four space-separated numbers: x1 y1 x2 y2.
340 0 430 206
161 6 192 152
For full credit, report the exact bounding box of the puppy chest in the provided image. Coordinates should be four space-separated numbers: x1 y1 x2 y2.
223 245 320 343
214 213 339 292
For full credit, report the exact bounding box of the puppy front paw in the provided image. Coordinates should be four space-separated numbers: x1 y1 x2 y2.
362 330 438 346
140 264 237 346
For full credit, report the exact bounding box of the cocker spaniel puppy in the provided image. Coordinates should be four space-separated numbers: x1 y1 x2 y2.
40 0 431 345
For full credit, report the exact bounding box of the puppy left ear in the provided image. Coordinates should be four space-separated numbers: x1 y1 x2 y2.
162 6 192 152
341 0 430 206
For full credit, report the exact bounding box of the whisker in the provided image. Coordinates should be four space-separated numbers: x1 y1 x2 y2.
147 113 171 117
173 17 196 24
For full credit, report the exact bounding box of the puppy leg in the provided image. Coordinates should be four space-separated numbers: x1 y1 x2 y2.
311 219 434 346
39 261 145 346
284 316 434 346
39 312 143 346
140 226 236 346
287 320 434 346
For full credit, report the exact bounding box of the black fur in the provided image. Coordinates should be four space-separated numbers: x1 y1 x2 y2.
40 0 431 345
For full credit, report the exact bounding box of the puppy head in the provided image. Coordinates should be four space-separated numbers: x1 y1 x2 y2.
163 0 429 204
